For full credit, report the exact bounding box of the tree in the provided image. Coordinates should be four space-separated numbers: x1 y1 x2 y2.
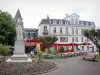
60 46 65 57
37 36 58 52
36 44 42 61
0 10 16 45
83 28 100 55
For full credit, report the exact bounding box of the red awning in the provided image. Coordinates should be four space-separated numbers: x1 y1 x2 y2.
79 42 91 45
56 43 79 46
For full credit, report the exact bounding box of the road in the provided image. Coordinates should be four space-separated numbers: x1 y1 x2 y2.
41 56 100 75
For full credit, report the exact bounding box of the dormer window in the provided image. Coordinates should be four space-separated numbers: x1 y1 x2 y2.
65 21 68 25
59 21 63 24
44 26 47 31
53 20 57 24
75 19 78 24
71 19 74 24
80 22 83 25
86 22 89 25
91 22 94 26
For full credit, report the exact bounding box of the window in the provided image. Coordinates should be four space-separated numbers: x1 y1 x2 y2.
65 37 68 42
60 28 62 34
81 29 83 34
72 37 74 42
72 28 74 35
66 28 68 34
60 37 65 42
90 22 94 26
53 27 56 34
86 22 89 25
71 19 74 24
75 19 78 24
59 21 63 24
87 46 89 51
53 20 57 24
33 33 36 37
76 37 78 42
81 37 83 42
80 22 83 25
82 46 84 51
28 32 30 39
30 33 33 37
25 32 28 38
44 26 47 31
60 37 68 42
76 28 78 34
87 38 89 42
65 21 68 24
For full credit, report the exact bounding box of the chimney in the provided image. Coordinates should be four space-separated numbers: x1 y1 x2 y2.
47 15 49 19
66 14 68 17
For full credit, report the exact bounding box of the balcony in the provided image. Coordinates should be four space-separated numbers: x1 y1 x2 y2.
43 30 48 35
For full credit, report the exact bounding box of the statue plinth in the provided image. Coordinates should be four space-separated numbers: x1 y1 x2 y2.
6 23 32 62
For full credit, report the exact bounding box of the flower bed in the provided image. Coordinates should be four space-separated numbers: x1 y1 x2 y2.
0 60 57 75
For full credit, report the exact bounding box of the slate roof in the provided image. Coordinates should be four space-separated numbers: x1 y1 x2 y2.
39 19 70 25
14 9 23 20
39 19 95 26
24 28 38 32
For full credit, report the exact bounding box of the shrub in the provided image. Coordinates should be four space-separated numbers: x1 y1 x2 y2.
52 50 57 55
56 53 68 58
0 44 10 61
42 54 55 59
59 46 65 57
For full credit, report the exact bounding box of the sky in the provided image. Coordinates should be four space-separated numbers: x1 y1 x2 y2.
0 0 100 28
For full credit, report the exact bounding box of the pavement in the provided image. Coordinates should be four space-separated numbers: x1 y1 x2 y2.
41 56 100 75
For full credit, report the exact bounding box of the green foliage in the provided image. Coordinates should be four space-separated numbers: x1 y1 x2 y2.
36 44 42 61
83 28 100 55
0 44 10 56
60 46 65 53
42 54 56 59
59 46 65 57
52 50 57 55
56 54 68 58
0 10 16 45
37 36 58 51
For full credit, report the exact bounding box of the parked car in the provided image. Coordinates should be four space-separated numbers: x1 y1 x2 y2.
8 45 14 55
82 53 96 61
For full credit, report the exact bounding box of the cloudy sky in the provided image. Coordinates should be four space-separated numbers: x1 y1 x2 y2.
0 0 100 28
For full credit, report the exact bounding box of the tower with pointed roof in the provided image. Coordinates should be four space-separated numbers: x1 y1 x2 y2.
14 9 24 30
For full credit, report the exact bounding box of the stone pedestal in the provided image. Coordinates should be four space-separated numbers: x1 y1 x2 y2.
6 41 32 62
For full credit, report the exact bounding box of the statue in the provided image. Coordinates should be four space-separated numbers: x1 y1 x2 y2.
16 25 23 40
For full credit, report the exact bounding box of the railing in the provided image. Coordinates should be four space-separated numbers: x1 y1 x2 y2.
42 30 48 34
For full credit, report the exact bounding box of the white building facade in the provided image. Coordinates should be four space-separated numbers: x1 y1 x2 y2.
38 13 97 52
